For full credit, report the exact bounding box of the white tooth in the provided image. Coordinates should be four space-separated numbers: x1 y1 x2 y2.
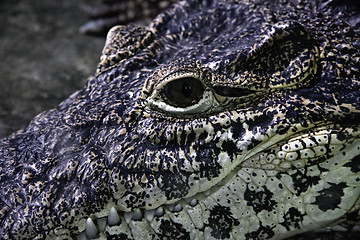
85 218 99 239
204 189 211 196
76 232 86 240
155 207 164 217
330 225 347 232
145 209 155 222
108 207 121 226
124 211 133 224
97 217 107 231
166 204 174 211
353 225 360 231
190 199 198 207
133 209 142 220
174 204 182 212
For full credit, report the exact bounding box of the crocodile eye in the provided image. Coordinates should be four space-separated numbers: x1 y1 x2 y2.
146 72 218 116
163 77 204 107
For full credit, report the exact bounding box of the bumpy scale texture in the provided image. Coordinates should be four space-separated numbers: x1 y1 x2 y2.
1 0 360 239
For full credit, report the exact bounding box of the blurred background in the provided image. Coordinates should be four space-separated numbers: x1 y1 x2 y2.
0 0 105 137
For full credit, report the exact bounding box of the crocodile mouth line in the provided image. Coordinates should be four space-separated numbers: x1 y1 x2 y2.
74 124 360 239
74 197 202 239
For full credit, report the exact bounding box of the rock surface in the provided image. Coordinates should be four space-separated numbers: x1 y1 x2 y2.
0 0 105 137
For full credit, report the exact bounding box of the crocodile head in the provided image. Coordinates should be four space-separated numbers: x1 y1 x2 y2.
1 0 360 239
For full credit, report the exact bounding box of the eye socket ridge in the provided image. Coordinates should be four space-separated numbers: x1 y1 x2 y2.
162 76 205 108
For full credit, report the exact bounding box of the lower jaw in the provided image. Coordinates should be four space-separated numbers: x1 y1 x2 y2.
74 125 360 240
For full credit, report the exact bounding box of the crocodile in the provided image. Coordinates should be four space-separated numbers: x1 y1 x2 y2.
1 0 360 239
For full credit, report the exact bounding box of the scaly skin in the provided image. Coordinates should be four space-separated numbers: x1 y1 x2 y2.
1 0 360 239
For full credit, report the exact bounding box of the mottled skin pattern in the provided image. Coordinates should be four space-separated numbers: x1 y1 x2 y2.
1 0 360 239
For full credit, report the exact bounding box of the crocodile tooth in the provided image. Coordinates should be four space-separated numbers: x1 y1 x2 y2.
155 207 164 217
108 207 121 226
97 217 107 231
330 225 347 232
352 225 360 231
204 189 211 196
76 232 86 240
124 211 133 224
85 218 99 239
166 204 174 211
144 209 155 222
173 204 182 212
189 199 198 207
133 209 143 220
185 198 198 206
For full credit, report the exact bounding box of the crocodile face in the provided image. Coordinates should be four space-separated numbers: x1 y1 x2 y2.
1 0 360 239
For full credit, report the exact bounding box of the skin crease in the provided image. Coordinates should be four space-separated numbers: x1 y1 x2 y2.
0 0 360 239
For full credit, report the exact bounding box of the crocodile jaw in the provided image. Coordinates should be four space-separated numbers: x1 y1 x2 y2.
73 125 360 239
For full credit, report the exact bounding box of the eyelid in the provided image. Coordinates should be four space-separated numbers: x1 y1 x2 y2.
156 71 202 90
146 88 216 115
